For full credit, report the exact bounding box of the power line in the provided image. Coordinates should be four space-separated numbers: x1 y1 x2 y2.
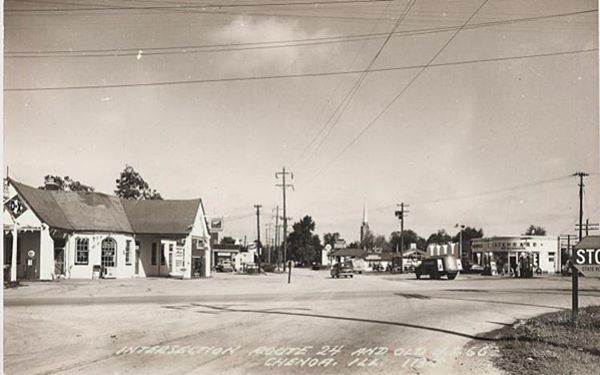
290 0 395 167
301 0 488 185
293 0 416 166
5 47 596 92
8 0 407 25
6 9 596 57
314 174 574 218
6 0 396 13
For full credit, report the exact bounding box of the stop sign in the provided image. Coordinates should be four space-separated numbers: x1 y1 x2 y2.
574 236 600 277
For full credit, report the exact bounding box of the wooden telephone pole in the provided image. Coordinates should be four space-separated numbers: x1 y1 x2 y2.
572 171 588 321
276 167 293 271
395 203 409 273
254 204 262 274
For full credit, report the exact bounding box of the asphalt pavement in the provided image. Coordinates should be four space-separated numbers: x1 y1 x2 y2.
4 269 600 375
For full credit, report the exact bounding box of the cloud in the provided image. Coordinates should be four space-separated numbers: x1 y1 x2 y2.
211 16 335 75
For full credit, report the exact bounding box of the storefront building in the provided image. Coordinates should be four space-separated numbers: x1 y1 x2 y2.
471 235 559 274
212 244 241 269
4 179 212 281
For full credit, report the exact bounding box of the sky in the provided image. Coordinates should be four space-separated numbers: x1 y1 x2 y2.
4 0 599 244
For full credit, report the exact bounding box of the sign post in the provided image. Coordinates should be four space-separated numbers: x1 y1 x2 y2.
574 237 600 277
573 236 600 322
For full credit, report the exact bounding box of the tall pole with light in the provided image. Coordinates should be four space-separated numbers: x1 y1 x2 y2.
456 224 465 260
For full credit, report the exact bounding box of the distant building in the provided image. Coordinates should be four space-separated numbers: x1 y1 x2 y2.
212 244 241 269
334 239 347 249
331 248 365 264
471 235 559 274
427 243 459 258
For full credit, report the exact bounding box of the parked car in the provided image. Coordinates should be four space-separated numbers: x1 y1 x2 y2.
469 264 484 273
415 255 461 280
331 262 354 278
561 261 584 277
216 261 234 273
462 261 484 274
350 259 367 274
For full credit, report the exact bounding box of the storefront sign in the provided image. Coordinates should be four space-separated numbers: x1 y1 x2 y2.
5 196 27 218
210 218 224 232
174 246 185 269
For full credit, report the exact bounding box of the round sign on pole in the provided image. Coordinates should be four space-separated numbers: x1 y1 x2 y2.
28 250 35 258
325 244 332 251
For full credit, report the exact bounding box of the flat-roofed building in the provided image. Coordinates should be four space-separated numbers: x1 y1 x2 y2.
471 235 559 274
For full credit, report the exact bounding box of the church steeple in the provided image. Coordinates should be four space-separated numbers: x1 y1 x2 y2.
362 199 368 225
360 199 370 249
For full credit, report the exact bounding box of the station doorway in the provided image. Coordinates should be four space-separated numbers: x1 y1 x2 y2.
192 256 205 278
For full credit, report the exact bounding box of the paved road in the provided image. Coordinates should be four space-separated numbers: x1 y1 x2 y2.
5 271 600 375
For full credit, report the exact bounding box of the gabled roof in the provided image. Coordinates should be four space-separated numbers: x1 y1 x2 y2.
121 198 201 235
331 248 365 258
11 181 73 231
403 249 427 256
365 251 399 261
574 236 600 249
9 180 201 235
212 244 241 251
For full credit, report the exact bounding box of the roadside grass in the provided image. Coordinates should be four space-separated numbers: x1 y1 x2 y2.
483 305 600 374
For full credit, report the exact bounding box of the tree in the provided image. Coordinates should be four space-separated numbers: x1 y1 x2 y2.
361 227 375 250
287 216 322 265
347 241 361 249
525 225 546 236
220 236 237 245
451 226 484 260
114 165 163 200
390 229 426 252
374 234 390 251
426 229 452 245
38 175 94 192
323 232 341 248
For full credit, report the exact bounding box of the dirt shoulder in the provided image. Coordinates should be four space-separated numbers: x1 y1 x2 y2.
462 305 600 375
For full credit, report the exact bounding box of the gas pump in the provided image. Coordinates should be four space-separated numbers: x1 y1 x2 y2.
26 250 37 280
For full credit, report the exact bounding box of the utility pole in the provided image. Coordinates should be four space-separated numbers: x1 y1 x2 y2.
265 223 274 264
572 171 588 321
456 224 466 260
395 203 409 273
276 167 294 271
273 206 280 267
576 219 599 236
254 204 262 274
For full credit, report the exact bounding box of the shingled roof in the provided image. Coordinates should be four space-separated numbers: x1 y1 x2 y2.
10 180 201 235
121 198 201 235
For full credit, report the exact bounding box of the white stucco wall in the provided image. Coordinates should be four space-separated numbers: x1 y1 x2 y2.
472 236 560 273
189 201 211 278
39 226 54 280
66 233 136 279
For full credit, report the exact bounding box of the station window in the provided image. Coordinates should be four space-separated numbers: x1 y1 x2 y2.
75 238 89 265
125 240 131 265
101 238 117 268
160 244 166 265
